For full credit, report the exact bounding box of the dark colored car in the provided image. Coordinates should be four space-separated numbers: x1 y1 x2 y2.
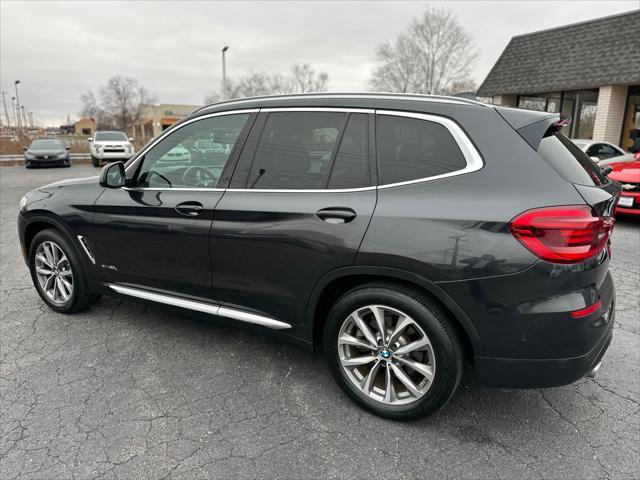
23 139 71 168
604 153 640 215
17 94 619 420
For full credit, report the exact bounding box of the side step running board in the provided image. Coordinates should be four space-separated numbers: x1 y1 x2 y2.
108 284 291 330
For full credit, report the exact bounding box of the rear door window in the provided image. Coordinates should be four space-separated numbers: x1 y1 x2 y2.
377 114 467 185
327 113 371 189
538 133 607 186
246 111 345 189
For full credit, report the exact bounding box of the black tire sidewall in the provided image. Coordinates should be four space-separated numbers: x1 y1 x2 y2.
324 285 463 420
91 156 99 167
28 229 89 313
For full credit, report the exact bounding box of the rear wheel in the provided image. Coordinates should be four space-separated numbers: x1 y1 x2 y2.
324 283 464 420
28 229 99 313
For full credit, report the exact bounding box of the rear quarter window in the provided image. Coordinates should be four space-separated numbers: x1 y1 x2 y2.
377 115 467 185
537 133 608 186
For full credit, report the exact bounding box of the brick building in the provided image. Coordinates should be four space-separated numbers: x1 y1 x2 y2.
478 11 640 151
131 103 200 142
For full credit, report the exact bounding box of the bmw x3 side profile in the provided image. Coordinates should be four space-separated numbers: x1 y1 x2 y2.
18 94 619 420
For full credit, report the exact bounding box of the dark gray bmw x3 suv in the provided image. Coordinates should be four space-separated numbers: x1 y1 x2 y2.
18 94 619 420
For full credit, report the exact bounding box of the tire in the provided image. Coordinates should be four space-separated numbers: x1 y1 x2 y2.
25 162 31 169
91 156 100 167
28 228 99 314
323 283 464 420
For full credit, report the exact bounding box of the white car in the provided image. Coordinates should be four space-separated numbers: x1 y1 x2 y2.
158 143 192 163
572 139 626 162
89 131 135 167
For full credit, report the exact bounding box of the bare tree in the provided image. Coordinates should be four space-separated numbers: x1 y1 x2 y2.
80 76 155 132
370 7 478 95
204 62 329 103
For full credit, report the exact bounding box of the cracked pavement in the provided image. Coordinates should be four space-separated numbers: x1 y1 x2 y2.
1 165 639 479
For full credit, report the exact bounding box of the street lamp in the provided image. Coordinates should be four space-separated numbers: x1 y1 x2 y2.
11 96 19 129
222 46 229 99
14 80 22 131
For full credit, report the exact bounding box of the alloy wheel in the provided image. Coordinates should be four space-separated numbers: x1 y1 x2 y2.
338 304 436 406
34 241 74 305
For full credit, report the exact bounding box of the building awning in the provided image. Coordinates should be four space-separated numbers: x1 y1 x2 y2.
477 11 640 97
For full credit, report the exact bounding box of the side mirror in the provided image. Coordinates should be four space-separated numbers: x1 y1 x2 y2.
23 146 28 151
65 146 71 151
87 137 92 142
128 137 134 142
590 156 600 162
99 161 126 188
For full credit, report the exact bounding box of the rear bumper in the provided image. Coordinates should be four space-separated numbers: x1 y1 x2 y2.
615 192 640 215
474 313 614 388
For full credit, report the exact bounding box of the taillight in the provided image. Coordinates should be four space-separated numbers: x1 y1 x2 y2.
509 205 614 263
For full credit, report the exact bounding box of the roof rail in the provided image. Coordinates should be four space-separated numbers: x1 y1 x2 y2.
194 92 487 114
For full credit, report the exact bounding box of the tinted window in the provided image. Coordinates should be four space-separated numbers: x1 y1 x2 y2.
94 132 128 141
135 113 249 189
247 112 344 189
328 113 370 189
31 140 64 150
538 133 607 186
377 115 467 185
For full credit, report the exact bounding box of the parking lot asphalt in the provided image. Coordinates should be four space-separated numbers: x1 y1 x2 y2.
1 165 638 480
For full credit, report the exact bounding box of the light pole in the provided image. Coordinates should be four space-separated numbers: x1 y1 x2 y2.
21 106 28 130
222 46 229 99
11 97 19 129
14 80 22 131
1 92 11 130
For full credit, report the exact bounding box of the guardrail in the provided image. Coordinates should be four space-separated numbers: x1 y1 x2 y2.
0 153 91 166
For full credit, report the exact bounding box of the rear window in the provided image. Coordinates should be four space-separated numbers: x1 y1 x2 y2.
537 133 607 186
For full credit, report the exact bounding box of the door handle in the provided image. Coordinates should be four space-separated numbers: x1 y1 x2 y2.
175 201 204 216
316 207 357 224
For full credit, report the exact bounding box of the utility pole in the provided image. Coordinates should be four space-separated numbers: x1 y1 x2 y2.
11 97 19 129
29 111 34 129
222 45 229 100
0 92 10 130
14 80 22 132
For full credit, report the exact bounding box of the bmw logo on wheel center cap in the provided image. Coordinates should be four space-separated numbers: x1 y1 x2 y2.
380 349 391 359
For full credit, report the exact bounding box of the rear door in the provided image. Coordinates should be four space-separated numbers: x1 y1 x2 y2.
211 108 377 336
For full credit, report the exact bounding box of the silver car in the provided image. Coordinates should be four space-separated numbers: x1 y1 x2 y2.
89 131 135 167
572 139 626 162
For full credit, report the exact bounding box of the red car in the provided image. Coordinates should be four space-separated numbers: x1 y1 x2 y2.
603 152 640 216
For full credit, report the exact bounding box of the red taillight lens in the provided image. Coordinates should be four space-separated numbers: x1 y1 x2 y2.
509 205 614 263
570 300 603 318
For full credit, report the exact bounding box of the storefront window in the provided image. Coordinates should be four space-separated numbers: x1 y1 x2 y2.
518 94 561 112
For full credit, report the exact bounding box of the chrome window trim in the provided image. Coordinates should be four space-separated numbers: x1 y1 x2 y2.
122 187 226 193
261 107 375 114
124 108 259 174
109 284 292 330
76 235 95 264
123 107 483 193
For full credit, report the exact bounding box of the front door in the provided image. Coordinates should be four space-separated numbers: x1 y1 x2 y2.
93 111 255 300
212 109 377 336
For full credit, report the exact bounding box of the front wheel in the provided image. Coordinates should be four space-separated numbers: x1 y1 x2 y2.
91 156 100 167
324 283 464 420
28 229 99 313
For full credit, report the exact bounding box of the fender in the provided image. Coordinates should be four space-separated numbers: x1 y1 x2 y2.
306 265 484 355
19 212 99 280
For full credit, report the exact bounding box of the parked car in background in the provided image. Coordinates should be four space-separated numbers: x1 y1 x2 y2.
192 139 228 166
603 152 640 215
89 131 134 167
572 139 626 162
18 94 619 420
158 143 192 163
23 139 70 168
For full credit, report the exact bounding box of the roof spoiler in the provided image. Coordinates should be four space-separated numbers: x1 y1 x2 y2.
495 107 570 150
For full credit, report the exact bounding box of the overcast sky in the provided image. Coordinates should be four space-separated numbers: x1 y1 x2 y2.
1 0 638 126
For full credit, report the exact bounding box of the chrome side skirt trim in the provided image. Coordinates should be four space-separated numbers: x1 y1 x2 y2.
76 235 96 264
108 284 292 330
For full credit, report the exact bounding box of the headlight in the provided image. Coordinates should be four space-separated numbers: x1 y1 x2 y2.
25 151 35 159
94 144 102 152
19 195 27 210
56 152 67 159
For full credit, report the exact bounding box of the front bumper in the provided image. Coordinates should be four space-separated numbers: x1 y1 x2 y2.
93 152 133 161
25 157 69 167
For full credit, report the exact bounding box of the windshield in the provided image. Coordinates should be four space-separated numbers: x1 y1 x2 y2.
30 140 64 150
94 131 127 141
